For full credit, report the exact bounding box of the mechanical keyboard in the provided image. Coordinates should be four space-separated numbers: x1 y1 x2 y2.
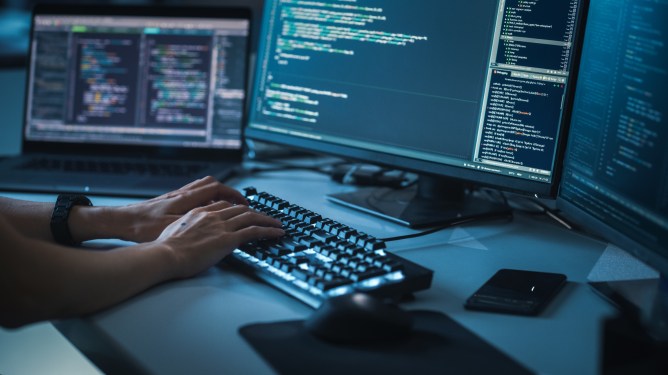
227 187 434 308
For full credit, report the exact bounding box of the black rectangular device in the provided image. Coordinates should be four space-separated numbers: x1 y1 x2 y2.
465 269 567 316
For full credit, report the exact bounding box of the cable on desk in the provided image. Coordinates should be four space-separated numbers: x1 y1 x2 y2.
380 211 513 242
502 193 575 230
380 219 476 242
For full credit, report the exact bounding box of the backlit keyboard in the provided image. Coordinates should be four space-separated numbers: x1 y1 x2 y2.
226 187 434 307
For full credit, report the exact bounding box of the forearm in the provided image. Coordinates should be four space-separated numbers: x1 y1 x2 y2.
0 197 53 241
0 196 132 243
0 224 176 328
68 205 134 243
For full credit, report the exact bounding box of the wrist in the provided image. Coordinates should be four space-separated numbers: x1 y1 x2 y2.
68 205 130 242
145 240 181 280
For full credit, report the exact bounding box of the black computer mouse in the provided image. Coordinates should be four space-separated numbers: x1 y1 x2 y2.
304 293 414 343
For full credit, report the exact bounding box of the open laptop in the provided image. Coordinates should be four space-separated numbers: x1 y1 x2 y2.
0 4 251 197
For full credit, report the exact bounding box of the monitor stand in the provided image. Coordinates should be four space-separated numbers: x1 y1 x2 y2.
326 174 511 228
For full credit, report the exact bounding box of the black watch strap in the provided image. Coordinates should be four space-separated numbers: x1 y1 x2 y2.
50 194 93 246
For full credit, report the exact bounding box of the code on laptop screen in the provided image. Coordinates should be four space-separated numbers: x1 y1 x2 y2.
26 14 249 150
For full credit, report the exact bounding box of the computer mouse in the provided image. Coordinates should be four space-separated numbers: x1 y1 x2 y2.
304 293 414 343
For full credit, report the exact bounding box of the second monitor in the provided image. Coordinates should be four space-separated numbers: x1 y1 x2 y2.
247 0 588 227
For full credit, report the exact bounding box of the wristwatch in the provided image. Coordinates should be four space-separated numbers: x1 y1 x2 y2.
50 194 93 246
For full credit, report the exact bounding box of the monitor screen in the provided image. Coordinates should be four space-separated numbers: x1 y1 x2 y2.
246 0 587 226
559 0 668 275
24 9 250 151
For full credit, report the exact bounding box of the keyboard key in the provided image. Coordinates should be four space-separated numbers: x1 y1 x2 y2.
340 268 354 278
329 239 347 249
347 259 360 269
294 223 310 232
282 240 307 252
356 235 371 247
365 253 384 264
317 278 353 291
268 246 291 256
356 263 372 272
338 256 352 265
312 229 336 243
296 210 309 220
329 224 344 235
243 187 258 196
287 256 308 266
322 220 336 232
382 260 404 272
300 238 323 248
314 244 334 255
351 268 385 282
270 257 284 267
344 246 364 256
337 228 355 240
365 240 387 251
303 214 321 225
254 251 269 261
292 269 311 281
328 250 346 261
280 263 294 273
272 201 288 210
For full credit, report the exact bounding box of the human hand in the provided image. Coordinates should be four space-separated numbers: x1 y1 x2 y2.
114 176 248 243
156 200 284 279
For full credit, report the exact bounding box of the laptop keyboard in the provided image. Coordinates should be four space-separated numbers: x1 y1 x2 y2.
227 187 434 307
18 157 208 177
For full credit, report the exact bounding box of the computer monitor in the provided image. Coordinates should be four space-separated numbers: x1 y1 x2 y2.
247 0 588 227
558 0 668 328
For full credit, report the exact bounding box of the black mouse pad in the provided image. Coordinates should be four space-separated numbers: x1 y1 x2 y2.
239 310 532 374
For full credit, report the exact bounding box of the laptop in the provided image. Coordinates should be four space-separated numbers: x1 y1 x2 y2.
0 4 251 197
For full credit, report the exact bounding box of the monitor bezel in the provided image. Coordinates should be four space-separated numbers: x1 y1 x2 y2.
245 0 590 198
22 4 252 162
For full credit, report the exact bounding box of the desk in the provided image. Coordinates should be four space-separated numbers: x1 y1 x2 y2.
1 167 616 374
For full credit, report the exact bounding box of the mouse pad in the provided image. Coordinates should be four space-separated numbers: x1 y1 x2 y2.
239 310 532 374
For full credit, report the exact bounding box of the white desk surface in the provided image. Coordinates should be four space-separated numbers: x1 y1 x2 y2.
1 168 616 374
0 322 102 375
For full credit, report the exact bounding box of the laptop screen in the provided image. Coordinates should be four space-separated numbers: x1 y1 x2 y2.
24 9 250 151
